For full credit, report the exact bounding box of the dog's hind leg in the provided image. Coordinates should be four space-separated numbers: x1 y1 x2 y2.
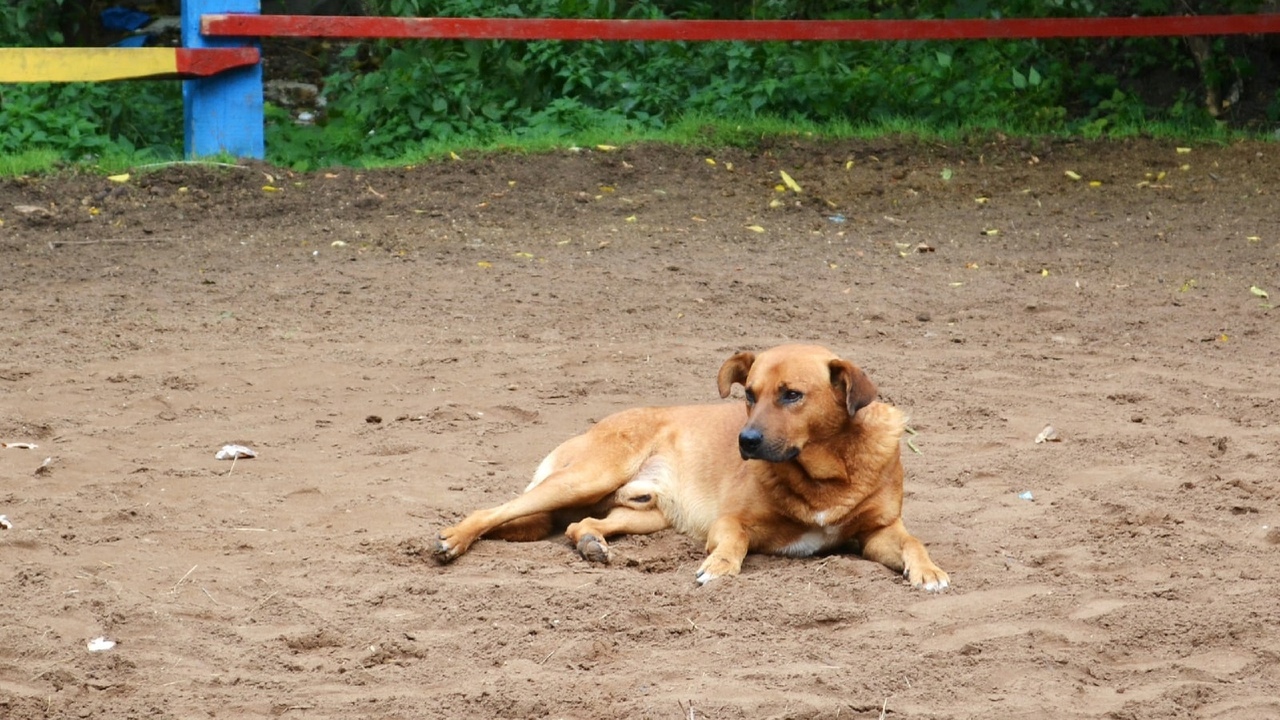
433 431 649 563
484 512 555 542
565 507 671 563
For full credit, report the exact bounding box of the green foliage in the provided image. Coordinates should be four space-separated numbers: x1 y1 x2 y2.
260 0 1268 167
0 0 183 164
1 0 1274 170
0 0 69 47
0 82 183 160
0 148 63 176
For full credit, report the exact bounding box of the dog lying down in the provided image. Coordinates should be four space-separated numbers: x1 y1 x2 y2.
434 344 949 591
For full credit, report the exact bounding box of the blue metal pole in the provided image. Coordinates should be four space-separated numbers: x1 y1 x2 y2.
182 0 264 159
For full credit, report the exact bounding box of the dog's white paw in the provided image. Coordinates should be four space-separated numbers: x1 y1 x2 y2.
695 556 739 586
904 564 950 592
919 577 949 592
433 538 457 562
432 528 468 564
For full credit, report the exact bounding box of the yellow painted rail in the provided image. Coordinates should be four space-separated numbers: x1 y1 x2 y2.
0 47 260 82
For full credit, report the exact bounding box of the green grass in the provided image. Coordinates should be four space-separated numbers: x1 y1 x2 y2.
357 112 1248 170
0 113 1262 178
0 148 64 176
0 146 188 177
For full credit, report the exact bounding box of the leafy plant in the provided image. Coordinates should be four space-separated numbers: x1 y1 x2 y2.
0 82 183 160
1 0 69 47
4 0 1276 170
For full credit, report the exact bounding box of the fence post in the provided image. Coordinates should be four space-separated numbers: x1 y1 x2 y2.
182 0 264 159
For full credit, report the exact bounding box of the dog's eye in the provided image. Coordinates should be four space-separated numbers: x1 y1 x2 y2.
744 389 757 406
781 389 804 404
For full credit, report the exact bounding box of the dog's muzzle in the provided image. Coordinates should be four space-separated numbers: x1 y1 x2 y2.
738 427 765 459
738 428 799 462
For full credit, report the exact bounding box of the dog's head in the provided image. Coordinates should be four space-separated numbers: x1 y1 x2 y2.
717 344 877 462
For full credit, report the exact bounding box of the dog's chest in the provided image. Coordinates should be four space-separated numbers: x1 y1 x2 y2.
777 511 846 557
778 525 843 557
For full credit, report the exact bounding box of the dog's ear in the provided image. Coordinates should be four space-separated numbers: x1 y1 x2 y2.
829 359 878 416
717 351 755 398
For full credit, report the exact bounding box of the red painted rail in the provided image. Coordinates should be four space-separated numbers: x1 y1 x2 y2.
203 14 1280 41
176 47 262 76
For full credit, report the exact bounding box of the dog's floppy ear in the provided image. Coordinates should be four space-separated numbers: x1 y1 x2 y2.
829 359 878 416
717 351 755 398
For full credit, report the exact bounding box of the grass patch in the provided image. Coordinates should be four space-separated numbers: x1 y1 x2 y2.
357 112 1252 170
0 148 64 176
0 114 1265 178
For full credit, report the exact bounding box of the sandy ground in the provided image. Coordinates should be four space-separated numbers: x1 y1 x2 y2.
1 138 1278 719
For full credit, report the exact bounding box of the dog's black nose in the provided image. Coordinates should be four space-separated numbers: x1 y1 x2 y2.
738 427 764 457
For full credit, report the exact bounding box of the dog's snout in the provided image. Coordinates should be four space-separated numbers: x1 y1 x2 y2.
738 426 801 462
738 427 764 457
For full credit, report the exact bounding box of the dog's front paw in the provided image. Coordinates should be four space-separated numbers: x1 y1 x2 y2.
904 561 950 592
432 526 470 564
694 555 741 586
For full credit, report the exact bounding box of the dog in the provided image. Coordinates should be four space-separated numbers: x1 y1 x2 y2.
432 344 949 591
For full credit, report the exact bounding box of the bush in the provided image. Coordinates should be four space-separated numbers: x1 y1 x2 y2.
0 82 183 161
270 0 1264 166
2 0 1273 168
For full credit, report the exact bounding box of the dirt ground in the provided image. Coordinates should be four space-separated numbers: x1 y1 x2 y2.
1 138 1278 719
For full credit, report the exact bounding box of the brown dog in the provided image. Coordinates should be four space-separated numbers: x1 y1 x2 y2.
433 344 949 590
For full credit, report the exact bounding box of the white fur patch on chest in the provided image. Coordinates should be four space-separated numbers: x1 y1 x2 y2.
778 525 843 557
